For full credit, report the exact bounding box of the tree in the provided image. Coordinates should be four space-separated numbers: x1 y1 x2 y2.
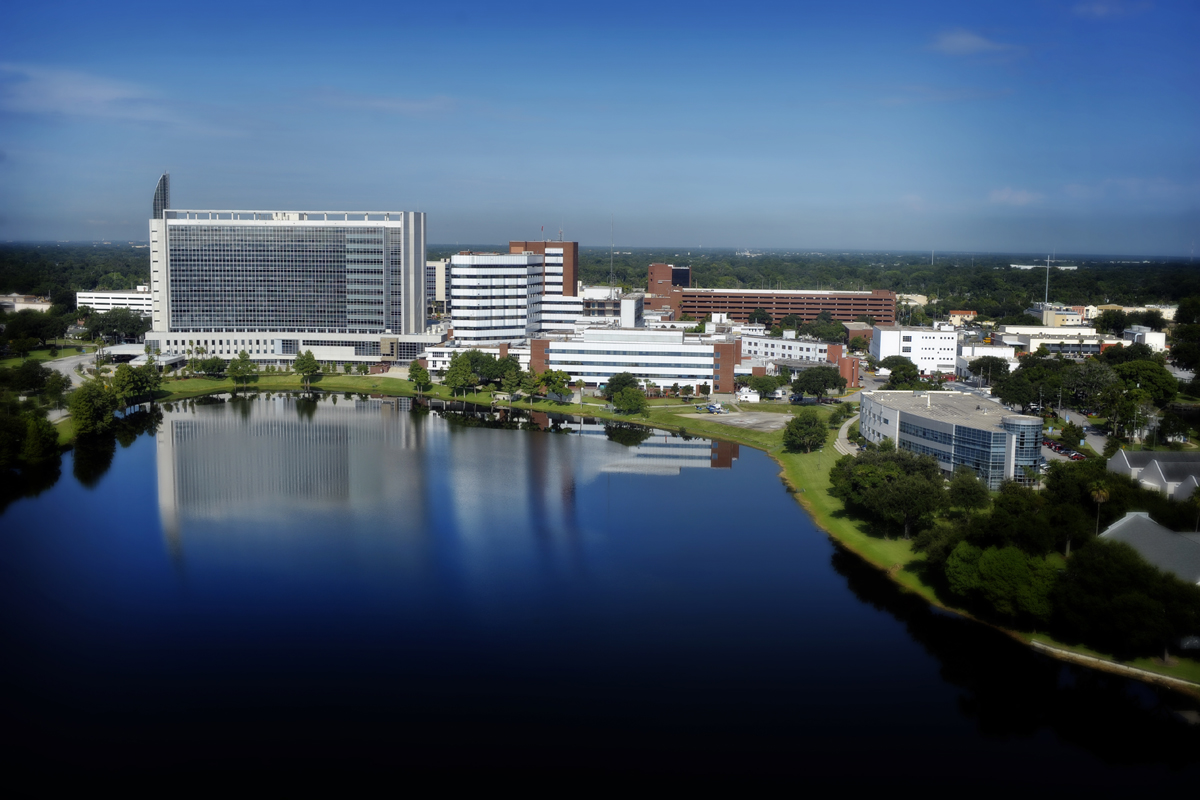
1064 358 1118 409
68 379 118 435
967 355 1010 387
408 363 430 396
21 414 60 464
293 350 320 391
1052 539 1200 659
541 369 572 400
1095 309 1128 336
575 378 586 410
1060 421 1084 447
945 542 1056 623
878 355 920 389
1087 481 1109 553
878 472 945 539
782 408 827 453
613 387 647 414
44 371 71 409
226 350 256 389
1113 360 1177 406
948 465 990 516
848 336 868 353
442 354 475 398
10 337 38 359
995 374 1035 412
791 365 846 399
501 370 520 406
111 363 141 408
829 449 943 538
520 370 542 398
598 372 636 400
748 374 780 397
748 307 773 326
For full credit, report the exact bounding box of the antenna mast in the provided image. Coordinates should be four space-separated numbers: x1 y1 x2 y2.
609 215 615 300
1045 254 1051 304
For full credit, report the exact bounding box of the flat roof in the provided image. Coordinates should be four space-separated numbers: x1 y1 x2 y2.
681 288 888 297
863 390 1039 428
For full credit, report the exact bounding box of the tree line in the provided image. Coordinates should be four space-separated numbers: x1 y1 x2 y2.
830 448 1200 661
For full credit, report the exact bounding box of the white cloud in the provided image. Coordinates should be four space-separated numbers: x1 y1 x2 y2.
989 188 1043 206
929 29 1017 56
0 63 182 125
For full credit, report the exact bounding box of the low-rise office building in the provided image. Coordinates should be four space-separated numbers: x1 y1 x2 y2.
531 327 740 393
870 325 958 374
858 390 1042 489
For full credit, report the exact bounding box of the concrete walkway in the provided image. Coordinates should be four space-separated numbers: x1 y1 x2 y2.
834 414 859 456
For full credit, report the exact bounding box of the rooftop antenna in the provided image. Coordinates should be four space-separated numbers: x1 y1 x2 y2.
1045 253 1051 304
609 214 615 300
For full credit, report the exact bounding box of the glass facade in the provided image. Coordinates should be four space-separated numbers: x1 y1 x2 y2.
166 224 398 333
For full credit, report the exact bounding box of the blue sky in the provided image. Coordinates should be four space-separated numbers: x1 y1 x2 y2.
1 1 1196 254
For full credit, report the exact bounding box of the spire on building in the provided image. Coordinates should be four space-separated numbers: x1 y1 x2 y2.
152 173 170 220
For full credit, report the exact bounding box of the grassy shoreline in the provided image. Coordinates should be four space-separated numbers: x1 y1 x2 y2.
59 373 1200 693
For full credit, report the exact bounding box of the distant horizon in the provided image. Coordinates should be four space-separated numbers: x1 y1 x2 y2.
3 238 1194 262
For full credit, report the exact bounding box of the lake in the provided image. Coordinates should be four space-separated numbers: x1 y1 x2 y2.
2 394 1199 783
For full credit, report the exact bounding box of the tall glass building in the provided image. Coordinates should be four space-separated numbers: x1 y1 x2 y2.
858 390 1042 489
147 175 442 366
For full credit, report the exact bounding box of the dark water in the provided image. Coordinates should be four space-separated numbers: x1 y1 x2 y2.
2 395 1199 782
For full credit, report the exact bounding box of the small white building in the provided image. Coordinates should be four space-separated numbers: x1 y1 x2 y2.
1 293 54 313
955 343 1019 380
1123 325 1167 353
870 325 957 375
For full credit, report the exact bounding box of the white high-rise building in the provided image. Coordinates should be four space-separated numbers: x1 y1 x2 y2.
145 174 442 366
450 252 542 345
449 241 583 345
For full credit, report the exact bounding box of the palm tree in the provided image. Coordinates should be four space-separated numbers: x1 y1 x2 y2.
1086 480 1110 556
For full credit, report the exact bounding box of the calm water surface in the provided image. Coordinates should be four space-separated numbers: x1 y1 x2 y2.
2 395 1199 782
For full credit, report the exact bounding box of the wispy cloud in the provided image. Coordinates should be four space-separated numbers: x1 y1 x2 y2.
879 85 1013 107
309 87 457 118
0 63 182 125
1073 1 1152 19
989 188 1043 206
928 29 1018 56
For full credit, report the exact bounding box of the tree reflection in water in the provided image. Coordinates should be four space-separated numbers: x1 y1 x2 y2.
830 546 1200 769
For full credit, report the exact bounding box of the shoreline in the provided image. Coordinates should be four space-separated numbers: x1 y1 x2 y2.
51 375 1200 697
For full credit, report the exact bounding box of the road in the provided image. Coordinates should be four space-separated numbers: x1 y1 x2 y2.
40 349 97 424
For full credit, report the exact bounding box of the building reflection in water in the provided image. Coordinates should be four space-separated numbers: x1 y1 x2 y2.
154 396 737 578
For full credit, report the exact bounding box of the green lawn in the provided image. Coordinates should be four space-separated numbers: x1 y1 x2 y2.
54 415 76 446
0 345 92 370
